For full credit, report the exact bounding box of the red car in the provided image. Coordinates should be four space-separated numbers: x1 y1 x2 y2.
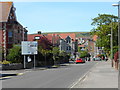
75 58 85 64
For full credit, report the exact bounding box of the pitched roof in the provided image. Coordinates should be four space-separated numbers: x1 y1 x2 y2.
47 33 76 40
27 34 43 41
59 33 76 40
0 2 13 22
46 34 61 44
92 35 98 41
78 44 85 47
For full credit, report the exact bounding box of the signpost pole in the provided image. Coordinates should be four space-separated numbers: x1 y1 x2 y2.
34 55 35 69
24 55 26 69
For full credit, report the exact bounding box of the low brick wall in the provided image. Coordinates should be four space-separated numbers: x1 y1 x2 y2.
2 63 23 70
2 62 35 70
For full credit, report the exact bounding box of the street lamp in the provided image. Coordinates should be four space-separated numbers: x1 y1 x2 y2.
112 2 120 69
108 32 113 67
22 27 27 69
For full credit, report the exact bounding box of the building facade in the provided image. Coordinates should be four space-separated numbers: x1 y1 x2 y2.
0 2 27 60
45 33 78 55
28 32 53 50
59 33 78 55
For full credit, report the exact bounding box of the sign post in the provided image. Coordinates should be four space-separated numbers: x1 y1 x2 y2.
21 41 38 69
34 55 35 69
24 55 26 69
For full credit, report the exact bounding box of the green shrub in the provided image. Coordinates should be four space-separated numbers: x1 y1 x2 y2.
7 45 22 63
0 60 11 64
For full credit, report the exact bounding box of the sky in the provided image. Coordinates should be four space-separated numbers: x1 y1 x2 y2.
12 2 118 34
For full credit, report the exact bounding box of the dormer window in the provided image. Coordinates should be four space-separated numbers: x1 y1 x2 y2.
34 36 40 40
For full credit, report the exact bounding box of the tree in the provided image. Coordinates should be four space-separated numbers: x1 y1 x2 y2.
79 51 89 58
7 45 22 63
52 47 60 65
91 14 118 26
91 14 118 55
59 50 70 63
36 36 52 50
41 49 52 66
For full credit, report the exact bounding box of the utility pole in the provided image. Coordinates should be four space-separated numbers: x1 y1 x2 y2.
111 22 113 67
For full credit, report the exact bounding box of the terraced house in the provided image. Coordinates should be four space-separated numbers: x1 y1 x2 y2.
0 2 28 60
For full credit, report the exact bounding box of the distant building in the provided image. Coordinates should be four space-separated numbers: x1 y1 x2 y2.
0 2 28 60
59 33 78 55
92 35 104 57
77 37 90 51
47 33 78 55
28 32 52 50
46 33 61 47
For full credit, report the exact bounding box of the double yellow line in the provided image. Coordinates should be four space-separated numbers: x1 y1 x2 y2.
0 73 23 79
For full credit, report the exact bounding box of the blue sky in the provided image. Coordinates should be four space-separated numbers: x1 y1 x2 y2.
14 2 118 34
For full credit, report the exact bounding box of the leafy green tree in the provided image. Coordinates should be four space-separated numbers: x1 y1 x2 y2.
7 45 22 63
59 50 70 63
79 51 88 58
41 49 52 66
91 14 118 26
91 14 118 55
52 47 60 65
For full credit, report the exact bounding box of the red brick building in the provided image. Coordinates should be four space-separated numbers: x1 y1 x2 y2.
0 2 27 60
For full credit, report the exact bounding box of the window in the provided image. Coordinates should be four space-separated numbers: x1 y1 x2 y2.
66 47 69 50
69 46 71 50
66 39 71 43
66 46 71 51
8 31 12 37
34 36 40 40
8 37 13 42
61 47 62 50
18 30 20 33
18 40 20 43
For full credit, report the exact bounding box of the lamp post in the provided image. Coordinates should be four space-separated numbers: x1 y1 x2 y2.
112 2 120 69
22 27 27 69
108 32 113 67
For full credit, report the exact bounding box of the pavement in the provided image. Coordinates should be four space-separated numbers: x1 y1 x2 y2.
73 59 118 88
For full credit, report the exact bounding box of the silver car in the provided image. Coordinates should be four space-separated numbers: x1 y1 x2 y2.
93 57 101 61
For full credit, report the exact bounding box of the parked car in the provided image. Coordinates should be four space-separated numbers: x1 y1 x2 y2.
93 57 101 61
75 58 85 64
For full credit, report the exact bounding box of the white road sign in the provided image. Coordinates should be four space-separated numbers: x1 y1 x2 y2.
22 41 38 55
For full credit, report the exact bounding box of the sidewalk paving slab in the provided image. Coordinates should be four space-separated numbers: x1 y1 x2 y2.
73 60 118 88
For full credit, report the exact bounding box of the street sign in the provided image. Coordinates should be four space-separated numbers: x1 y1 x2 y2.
21 41 38 55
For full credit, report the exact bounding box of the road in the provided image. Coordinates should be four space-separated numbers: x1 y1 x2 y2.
2 61 97 88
